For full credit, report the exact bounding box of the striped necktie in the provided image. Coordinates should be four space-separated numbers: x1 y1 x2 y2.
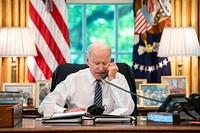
94 80 102 107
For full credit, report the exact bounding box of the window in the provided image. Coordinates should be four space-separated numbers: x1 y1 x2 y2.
67 0 134 66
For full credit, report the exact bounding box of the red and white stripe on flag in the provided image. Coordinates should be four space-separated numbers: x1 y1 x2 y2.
135 10 151 34
28 0 70 82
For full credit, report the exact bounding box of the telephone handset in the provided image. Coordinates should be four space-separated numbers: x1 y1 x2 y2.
101 58 114 79
101 72 108 79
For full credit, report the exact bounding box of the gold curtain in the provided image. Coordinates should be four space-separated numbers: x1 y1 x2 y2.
0 0 29 90
171 0 200 94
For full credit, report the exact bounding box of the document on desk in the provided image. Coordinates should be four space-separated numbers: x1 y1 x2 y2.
90 115 134 123
109 108 128 115
50 111 85 119
42 117 82 123
42 111 85 123
85 108 134 123
84 108 134 123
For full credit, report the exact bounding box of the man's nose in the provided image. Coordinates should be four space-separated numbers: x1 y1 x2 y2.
98 64 105 71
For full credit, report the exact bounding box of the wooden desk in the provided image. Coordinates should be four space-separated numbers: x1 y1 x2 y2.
0 117 199 133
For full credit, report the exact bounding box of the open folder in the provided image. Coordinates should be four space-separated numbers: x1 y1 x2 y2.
83 114 134 123
42 111 134 123
42 111 85 123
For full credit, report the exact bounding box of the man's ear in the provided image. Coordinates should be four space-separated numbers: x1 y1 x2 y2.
86 56 89 66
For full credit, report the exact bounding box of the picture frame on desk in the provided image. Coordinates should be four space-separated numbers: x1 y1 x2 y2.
136 90 143 107
139 84 169 108
36 80 51 108
161 76 189 96
135 79 147 90
3 83 36 108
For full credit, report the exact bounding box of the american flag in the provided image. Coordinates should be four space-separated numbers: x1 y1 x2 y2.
28 0 70 82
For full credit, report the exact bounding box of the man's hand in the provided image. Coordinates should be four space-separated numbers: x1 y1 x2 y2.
64 107 85 113
107 62 119 81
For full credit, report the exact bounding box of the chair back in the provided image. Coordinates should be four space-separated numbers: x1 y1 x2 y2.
51 63 88 91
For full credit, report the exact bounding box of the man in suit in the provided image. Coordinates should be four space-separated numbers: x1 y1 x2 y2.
38 41 135 116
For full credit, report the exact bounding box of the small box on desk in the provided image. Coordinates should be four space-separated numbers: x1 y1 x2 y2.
0 101 23 127
147 112 180 123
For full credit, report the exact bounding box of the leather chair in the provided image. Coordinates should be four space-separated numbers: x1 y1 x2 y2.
50 63 137 116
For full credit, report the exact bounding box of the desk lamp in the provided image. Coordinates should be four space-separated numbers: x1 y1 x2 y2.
0 27 37 82
157 27 200 76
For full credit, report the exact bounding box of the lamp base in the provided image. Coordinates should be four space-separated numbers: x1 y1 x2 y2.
177 64 183 76
11 57 17 82
177 57 183 76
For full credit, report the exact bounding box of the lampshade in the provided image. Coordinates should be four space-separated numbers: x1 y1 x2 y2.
0 27 37 57
157 27 200 57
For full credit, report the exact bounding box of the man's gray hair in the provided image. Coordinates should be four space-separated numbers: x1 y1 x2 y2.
87 41 112 58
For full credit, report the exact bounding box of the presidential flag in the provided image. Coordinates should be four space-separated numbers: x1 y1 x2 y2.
132 0 171 83
28 0 70 82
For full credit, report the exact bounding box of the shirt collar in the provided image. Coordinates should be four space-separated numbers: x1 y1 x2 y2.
87 68 97 85
86 68 105 86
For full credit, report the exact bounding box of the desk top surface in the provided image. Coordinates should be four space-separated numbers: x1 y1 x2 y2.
0 117 200 133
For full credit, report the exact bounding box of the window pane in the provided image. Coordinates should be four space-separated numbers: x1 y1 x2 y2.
86 5 115 50
118 54 133 66
118 5 134 53
67 5 83 52
70 54 84 64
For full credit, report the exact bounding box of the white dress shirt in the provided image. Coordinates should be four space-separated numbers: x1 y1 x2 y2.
38 68 135 115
